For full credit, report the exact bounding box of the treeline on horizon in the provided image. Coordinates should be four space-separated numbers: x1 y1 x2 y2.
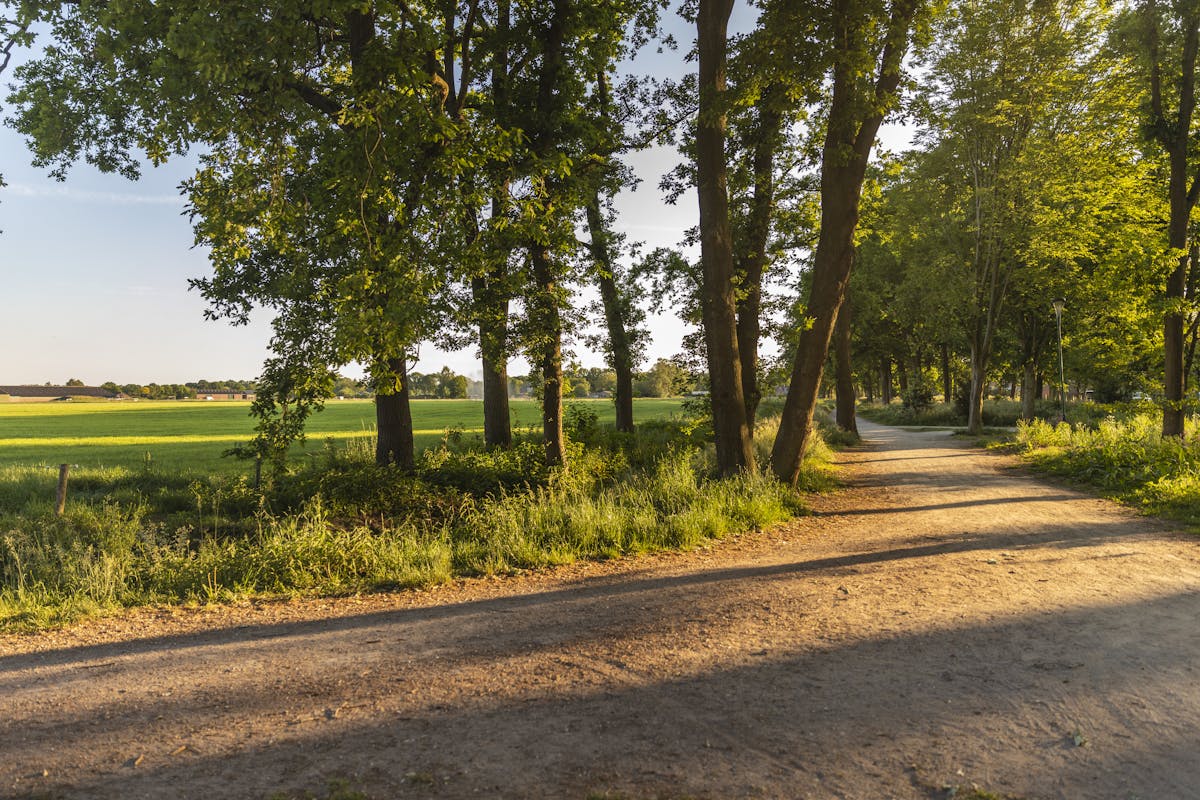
48 358 701 401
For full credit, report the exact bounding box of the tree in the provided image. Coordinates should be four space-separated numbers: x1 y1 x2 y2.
771 0 926 485
1116 1 1200 436
696 0 755 476
9 1 493 468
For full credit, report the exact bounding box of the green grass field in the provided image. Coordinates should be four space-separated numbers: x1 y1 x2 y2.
0 398 686 472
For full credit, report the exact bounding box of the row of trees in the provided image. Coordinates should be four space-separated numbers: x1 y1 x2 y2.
10 0 1200 478
830 0 1200 436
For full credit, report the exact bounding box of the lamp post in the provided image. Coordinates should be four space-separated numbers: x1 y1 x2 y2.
1053 297 1066 424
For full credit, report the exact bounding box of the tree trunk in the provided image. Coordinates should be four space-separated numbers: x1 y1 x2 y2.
941 343 952 402
474 270 512 448
1165 144 1190 436
736 84 785 432
897 361 909 398
881 358 893 404
697 0 754 476
770 0 918 485
1020 359 1037 421
834 301 857 434
375 355 415 468
966 345 986 435
530 243 566 466
586 190 635 434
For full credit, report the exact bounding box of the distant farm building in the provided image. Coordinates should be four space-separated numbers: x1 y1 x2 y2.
0 385 123 402
201 392 256 401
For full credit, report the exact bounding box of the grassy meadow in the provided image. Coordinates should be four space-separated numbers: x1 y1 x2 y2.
0 397 684 472
0 397 834 631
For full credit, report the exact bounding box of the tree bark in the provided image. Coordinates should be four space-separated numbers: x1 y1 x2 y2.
525 0 568 467
586 193 636 433
473 261 512 448
530 243 566 466
940 343 952 402
834 301 857 434
881 357 893 405
770 0 919 485
1164 142 1190 437
475 0 512 449
966 349 986 434
1021 359 1037 421
375 355 415 469
736 85 785 432
697 0 754 476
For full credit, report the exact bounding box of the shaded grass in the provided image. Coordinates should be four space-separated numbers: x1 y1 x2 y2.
0 409 833 632
1015 413 1200 528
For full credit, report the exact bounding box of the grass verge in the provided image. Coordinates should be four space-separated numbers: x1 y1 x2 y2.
1014 413 1200 528
0 409 836 632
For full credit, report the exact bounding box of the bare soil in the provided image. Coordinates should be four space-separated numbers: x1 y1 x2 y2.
4 421 1200 800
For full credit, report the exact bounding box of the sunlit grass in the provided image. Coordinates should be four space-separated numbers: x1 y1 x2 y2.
0 400 837 632
1016 413 1200 527
0 398 684 471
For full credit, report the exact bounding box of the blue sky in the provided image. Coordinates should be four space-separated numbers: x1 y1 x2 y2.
0 4 907 387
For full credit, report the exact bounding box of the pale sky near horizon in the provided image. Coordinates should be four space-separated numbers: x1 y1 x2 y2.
0 5 907 387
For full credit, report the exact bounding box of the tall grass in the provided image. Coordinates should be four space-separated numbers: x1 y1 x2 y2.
1016 413 1200 526
0 413 834 631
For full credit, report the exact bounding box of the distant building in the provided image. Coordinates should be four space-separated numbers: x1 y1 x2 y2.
0 385 123 402
201 392 257 401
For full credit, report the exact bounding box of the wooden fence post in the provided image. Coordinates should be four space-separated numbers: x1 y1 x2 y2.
55 464 70 516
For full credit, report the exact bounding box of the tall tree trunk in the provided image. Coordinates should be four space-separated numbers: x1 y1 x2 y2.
473 258 512 448
476 0 512 449
586 193 635 433
941 343 952 402
834 301 857 434
881 357 893 404
1143 6 1200 436
375 355 415 468
697 0 754 476
530 244 566 466
1020 359 1037 421
525 0 567 466
966 349 987 434
585 70 635 433
736 84 785 432
1164 142 1190 437
770 0 919 485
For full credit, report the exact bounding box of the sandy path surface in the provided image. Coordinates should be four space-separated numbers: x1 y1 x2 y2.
4 421 1200 800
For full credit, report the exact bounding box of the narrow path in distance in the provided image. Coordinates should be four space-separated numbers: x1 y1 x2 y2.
4 420 1200 799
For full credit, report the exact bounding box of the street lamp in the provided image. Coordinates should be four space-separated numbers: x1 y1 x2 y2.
1052 297 1066 424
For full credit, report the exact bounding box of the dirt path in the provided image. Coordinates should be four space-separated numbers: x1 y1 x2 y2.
5 421 1200 800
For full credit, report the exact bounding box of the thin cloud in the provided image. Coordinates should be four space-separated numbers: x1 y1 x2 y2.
4 182 183 206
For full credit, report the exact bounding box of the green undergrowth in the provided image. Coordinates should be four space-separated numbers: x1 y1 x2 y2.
0 410 836 632
859 398 1156 429
1015 413 1200 527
